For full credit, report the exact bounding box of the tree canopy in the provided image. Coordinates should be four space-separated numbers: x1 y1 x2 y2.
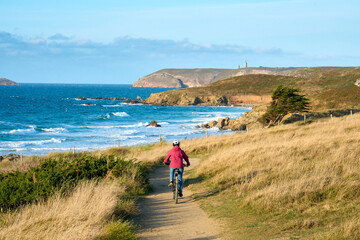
260 85 310 126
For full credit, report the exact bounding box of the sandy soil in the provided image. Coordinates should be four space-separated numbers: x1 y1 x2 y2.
133 158 222 240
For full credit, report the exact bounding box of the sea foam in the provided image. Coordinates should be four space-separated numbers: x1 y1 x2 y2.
112 112 130 117
9 128 36 135
41 127 68 133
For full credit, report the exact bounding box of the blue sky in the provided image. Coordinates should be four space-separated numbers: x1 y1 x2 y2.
1 0 359 84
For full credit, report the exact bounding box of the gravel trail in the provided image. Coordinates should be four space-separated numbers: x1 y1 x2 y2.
133 158 221 240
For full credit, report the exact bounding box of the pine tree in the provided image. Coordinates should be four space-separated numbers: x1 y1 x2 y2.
260 85 310 126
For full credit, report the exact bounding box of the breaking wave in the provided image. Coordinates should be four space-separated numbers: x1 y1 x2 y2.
112 112 130 117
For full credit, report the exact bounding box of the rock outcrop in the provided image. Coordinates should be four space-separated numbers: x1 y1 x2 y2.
0 78 19 86
201 105 267 131
143 91 271 106
355 79 360 87
74 97 141 104
201 120 218 129
143 93 229 106
146 120 161 127
217 117 230 129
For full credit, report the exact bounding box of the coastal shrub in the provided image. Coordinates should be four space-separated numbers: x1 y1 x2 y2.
0 155 148 211
260 85 310 126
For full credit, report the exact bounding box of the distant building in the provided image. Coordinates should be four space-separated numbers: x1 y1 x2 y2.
244 61 248 68
237 65 240 69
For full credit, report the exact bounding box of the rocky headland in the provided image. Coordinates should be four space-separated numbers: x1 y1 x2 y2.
0 78 19 86
142 67 360 110
133 67 299 88
143 92 271 106
142 67 360 131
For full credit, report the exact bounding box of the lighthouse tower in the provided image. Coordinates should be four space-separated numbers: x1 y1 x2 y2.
244 61 248 68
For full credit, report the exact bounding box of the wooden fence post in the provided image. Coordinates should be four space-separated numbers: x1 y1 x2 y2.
20 153 23 171
304 115 306 122
159 135 162 142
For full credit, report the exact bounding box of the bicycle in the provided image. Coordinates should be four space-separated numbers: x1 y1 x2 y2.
165 160 188 204
172 168 181 204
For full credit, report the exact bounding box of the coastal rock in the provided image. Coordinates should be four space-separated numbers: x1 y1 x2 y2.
125 99 140 104
201 123 209 128
230 124 247 131
201 105 267 131
76 97 88 100
147 120 161 127
201 120 217 129
0 154 21 162
143 93 229 106
217 117 230 129
355 79 360 87
0 78 19 86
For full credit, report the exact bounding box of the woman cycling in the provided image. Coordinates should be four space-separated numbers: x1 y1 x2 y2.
163 140 190 197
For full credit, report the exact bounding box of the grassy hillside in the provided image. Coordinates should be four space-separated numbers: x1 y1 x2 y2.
144 67 360 110
134 67 298 88
123 112 360 239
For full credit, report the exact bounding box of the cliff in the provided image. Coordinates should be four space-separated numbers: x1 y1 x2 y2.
0 78 19 86
133 67 299 88
143 67 360 110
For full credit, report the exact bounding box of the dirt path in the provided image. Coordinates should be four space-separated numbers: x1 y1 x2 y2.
133 158 222 240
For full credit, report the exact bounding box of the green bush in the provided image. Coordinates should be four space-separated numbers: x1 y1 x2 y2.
0 155 148 211
260 85 310 126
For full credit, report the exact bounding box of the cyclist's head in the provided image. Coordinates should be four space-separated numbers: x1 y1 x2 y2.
172 140 180 147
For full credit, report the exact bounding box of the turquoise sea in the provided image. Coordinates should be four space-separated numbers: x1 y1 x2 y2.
0 84 250 155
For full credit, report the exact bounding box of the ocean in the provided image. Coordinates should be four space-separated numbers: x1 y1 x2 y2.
0 84 251 155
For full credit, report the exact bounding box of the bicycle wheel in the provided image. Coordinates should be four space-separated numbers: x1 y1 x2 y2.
175 173 179 204
172 183 175 200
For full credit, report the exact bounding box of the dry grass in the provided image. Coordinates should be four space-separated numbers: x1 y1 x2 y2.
193 114 360 210
127 113 360 238
0 156 40 173
183 113 360 238
1 111 359 239
0 181 126 240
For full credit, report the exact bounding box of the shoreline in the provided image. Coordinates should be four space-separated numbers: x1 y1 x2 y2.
1 103 257 157
1 91 253 156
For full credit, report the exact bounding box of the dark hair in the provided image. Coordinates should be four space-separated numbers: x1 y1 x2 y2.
173 143 180 147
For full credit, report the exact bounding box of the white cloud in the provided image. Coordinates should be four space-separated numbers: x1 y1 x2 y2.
1 31 358 84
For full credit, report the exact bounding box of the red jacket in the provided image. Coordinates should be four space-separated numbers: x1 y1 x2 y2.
164 146 190 168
